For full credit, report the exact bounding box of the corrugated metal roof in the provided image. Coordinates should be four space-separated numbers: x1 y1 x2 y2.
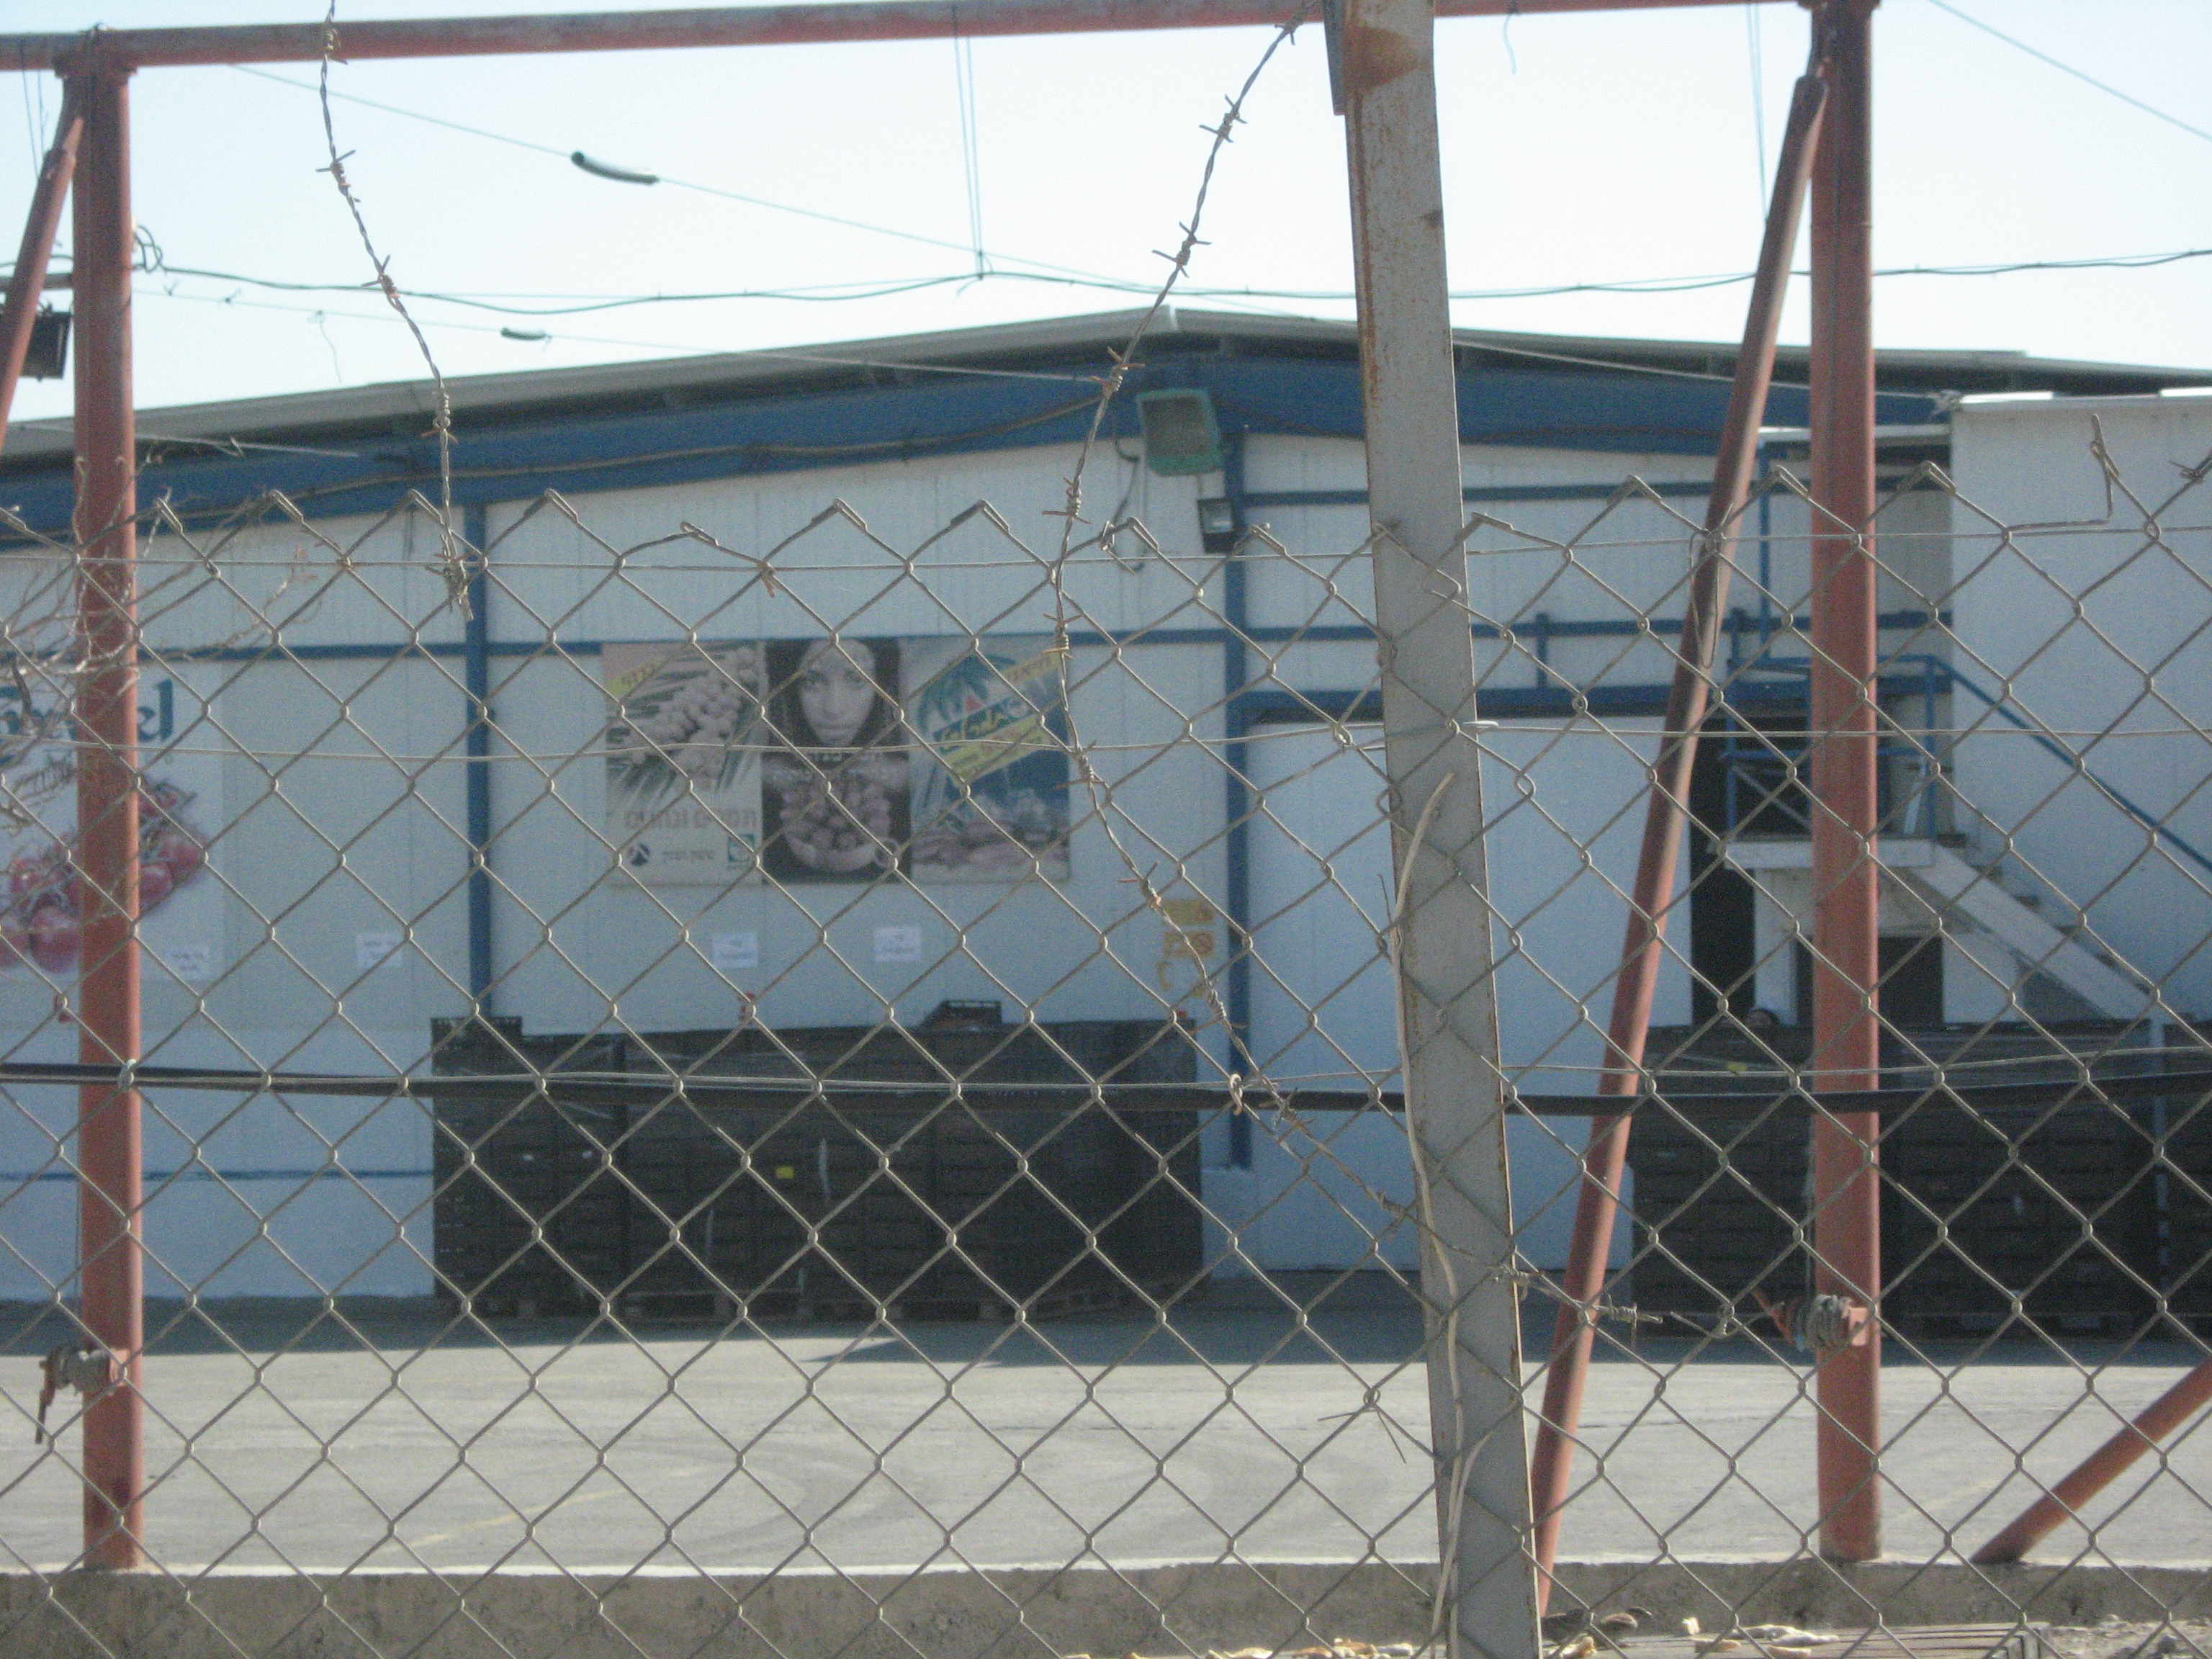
6 307 2206 464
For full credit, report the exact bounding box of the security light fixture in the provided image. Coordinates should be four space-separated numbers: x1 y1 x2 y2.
24 307 68 380
1136 388 1224 477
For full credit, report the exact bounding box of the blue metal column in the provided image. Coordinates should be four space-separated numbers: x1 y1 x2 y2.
1218 431 1256 1166
462 502 495 1010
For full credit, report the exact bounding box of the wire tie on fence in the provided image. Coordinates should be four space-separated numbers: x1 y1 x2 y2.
1316 1382 1420 1463
34 1344 116 1445
1755 1291 1870 1355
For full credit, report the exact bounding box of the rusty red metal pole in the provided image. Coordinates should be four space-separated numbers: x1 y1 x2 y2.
68 66 145 1572
1526 63 1828 1611
1972 1353 2212 1565
0 0 1789 71
0 81 83 459
1806 0 1881 1565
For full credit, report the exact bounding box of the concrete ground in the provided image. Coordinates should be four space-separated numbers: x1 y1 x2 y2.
1 1286 2206 1576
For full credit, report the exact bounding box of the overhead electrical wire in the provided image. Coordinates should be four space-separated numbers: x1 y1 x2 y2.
952 27 988 279
233 65 1136 292
212 50 2212 331
90 243 2212 320
122 284 1107 385
7 32 2197 407
1923 0 2212 150
1745 3 1768 210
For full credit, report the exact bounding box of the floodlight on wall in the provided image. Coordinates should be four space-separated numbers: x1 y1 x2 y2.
24 308 69 380
1135 388 1224 477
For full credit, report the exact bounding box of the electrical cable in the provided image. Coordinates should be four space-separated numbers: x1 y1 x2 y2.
953 21 987 279
91 243 2212 318
1923 0 2212 150
1745 2 1768 210
126 284 1107 385
232 64 1138 292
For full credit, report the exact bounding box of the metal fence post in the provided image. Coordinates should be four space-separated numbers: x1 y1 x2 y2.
68 62 146 1571
1526 60 1828 1608
1807 0 1882 1565
1335 2 1540 1653
0 81 83 457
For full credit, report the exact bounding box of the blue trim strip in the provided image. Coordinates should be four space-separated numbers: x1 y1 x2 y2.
464 504 495 1010
160 609 1951 666
0 355 1943 539
1244 479 1718 511
1938 658 2212 884
5 1167 431 1184
1231 673 1933 727
1220 433 1255 1169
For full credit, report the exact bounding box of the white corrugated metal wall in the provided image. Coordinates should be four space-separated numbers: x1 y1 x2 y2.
0 426 1769 1296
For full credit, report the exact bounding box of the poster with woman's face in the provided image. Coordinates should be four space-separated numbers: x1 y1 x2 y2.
904 637 1073 883
759 638 910 884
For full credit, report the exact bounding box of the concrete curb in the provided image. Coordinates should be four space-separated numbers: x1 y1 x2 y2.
1 1560 2204 1659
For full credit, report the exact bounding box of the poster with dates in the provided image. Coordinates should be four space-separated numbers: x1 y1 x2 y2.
601 640 768 886
0 674 220 981
601 635 1071 887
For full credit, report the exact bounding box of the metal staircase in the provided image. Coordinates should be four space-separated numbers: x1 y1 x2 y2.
1721 834 2157 1022
1709 703 2170 1022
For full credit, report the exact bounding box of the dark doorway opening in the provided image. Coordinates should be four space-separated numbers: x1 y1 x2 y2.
1688 709 1806 1029
1791 932 1946 1032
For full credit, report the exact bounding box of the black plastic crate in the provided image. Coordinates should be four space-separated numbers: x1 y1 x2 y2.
1879 1093 2157 1334
2159 1082 2212 1331
1624 1104 1809 1318
429 1017 632 1316
1627 1023 2164 1335
431 1008 1202 1321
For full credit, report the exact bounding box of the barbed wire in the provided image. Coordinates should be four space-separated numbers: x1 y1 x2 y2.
314 4 467 616
3 17 2211 1658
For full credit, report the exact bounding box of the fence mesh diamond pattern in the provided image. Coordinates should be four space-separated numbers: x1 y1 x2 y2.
0 407 2208 1659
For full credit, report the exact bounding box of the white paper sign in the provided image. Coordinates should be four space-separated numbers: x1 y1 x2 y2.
872 924 922 964
710 930 760 973
354 930 402 971
165 943 215 985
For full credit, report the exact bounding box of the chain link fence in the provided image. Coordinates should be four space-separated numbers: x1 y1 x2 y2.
0 386 2206 1659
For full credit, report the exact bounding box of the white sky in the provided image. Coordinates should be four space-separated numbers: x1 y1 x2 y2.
5 0 2210 429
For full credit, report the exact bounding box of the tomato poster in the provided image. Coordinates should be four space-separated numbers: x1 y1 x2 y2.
0 674 220 981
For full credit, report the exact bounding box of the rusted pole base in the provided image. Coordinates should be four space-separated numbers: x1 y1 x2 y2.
1973 1353 2212 1565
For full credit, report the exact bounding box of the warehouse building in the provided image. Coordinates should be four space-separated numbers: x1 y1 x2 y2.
0 309 2205 1305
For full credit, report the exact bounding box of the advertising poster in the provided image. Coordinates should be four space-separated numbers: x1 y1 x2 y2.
0 673 219 981
601 641 768 886
904 636 1073 883
758 637 909 885
602 634 1071 888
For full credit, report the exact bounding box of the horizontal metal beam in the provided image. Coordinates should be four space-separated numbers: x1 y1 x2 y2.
6 0 1788 71
0 1058 2197 1119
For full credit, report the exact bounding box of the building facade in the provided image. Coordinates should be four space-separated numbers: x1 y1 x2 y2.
0 310 2203 1301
